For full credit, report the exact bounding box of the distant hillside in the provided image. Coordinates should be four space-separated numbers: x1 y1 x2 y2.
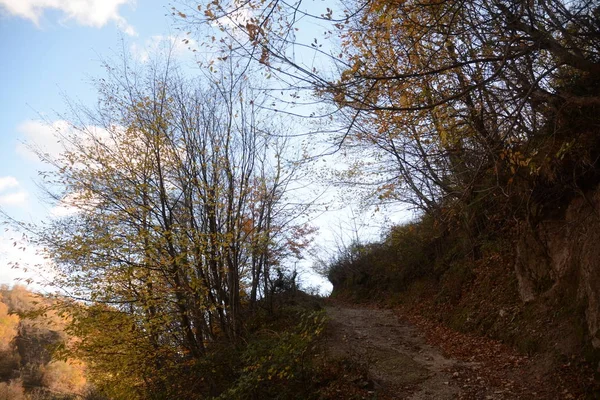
0 285 90 400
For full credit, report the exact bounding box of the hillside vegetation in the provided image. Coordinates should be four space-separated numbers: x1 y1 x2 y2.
183 2 600 375
327 201 600 396
219 0 600 393
0 285 89 399
3 0 600 398
0 285 358 400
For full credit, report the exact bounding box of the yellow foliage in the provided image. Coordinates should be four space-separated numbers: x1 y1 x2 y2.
0 380 26 400
2 285 36 313
0 301 19 351
42 359 87 394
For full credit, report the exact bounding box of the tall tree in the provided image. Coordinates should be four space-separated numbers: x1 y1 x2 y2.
33 54 308 397
183 0 600 220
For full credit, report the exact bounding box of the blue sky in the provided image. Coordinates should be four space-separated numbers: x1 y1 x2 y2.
0 0 179 216
0 0 404 293
0 0 203 286
0 0 340 293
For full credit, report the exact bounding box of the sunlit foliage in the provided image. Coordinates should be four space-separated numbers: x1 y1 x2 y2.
27 53 315 398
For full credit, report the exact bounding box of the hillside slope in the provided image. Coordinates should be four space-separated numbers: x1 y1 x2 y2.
325 303 595 399
327 188 600 398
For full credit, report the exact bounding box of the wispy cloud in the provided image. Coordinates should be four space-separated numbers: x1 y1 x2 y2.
0 0 137 35
130 35 198 63
0 176 19 192
16 119 68 162
0 176 28 208
0 191 28 206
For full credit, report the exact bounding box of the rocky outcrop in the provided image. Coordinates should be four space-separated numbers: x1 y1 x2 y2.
516 190 600 347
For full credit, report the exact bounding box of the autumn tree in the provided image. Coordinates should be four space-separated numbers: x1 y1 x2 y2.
182 0 600 225
0 294 20 385
0 285 90 397
32 53 312 397
0 297 19 352
329 0 600 224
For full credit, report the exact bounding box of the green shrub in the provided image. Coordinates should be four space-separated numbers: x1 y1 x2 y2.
328 217 441 298
216 310 327 400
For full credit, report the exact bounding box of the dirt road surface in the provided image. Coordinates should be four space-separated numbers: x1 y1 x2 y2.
324 304 550 399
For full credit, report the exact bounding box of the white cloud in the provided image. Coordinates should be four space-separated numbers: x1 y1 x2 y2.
16 119 70 162
130 35 198 63
16 119 118 164
203 1 254 46
0 191 28 206
211 0 253 30
50 190 99 217
49 203 77 218
0 177 28 209
0 177 19 192
0 0 136 35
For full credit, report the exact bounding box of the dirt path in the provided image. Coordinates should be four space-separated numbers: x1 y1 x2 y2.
324 304 532 399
